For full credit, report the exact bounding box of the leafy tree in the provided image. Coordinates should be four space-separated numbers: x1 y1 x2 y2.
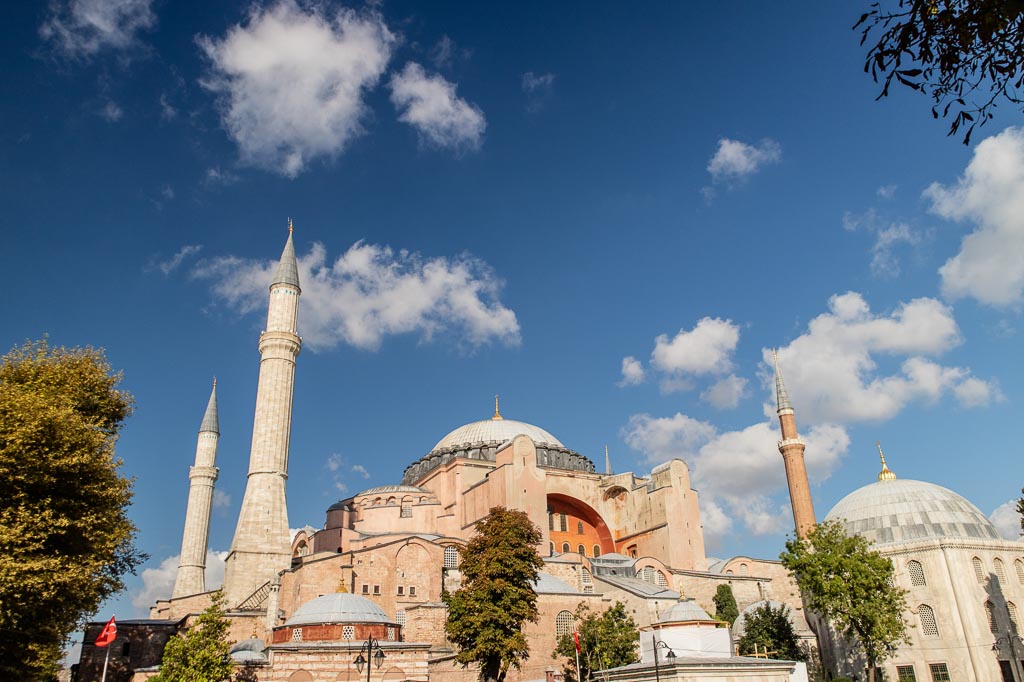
552 602 639 682
152 590 233 682
737 602 806 661
713 584 739 625
856 0 1024 143
780 519 909 682
0 339 144 681
1017 487 1024 535
444 507 544 682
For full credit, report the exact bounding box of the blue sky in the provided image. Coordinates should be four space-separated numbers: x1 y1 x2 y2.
4 0 1024 644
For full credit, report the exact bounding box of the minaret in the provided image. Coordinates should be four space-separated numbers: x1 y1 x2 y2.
605 445 612 475
172 380 220 599
773 349 816 538
223 223 302 605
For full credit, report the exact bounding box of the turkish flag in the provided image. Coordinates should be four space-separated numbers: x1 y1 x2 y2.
573 630 581 653
95 616 117 648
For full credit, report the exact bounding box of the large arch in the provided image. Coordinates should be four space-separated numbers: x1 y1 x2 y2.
546 493 614 555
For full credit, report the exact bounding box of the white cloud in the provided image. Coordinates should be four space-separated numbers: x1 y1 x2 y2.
877 184 897 199
389 62 486 151
351 464 370 479
148 245 202 275
131 550 227 609
623 413 849 544
159 93 177 120
198 1 394 177
522 72 555 93
204 166 239 186
193 240 520 351
651 317 739 377
700 374 748 409
100 101 123 122
41 0 156 57
990 500 1022 541
326 453 343 472
842 210 927 277
926 127 1024 307
771 292 998 423
617 356 645 387
954 376 1003 408
212 489 231 509
707 138 781 182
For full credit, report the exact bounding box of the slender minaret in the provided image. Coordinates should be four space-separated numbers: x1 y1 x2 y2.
172 380 220 599
223 223 302 605
605 445 612 475
773 349 816 538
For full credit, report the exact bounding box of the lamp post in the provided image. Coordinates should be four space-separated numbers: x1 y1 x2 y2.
354 637 386 682
651 637 676 682
992 631 1024 682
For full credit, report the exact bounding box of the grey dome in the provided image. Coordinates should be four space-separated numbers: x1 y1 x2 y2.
432 418 563 451
285 593 392 626
229 638 266 664
825 478 1001 548
657 599 713 623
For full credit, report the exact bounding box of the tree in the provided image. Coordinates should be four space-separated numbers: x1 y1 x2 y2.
152 590 233 682
713 584 739 625
444 507 544 682
780 520 909 682
1017 487 1024 534
552 602 639 682
0 339 144 681
856 1 1024 143
737 602 806 661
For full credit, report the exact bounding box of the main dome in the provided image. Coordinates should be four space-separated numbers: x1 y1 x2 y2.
431 418 564 451
825 478 1001 548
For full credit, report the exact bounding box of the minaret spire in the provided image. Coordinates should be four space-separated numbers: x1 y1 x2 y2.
876 441 896 481
223 226 303 605
773 350 816 539
605 444 612 475
172 380 221 598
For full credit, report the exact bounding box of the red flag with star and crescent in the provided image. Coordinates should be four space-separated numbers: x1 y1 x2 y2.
95 616 116 648
573 630 581 653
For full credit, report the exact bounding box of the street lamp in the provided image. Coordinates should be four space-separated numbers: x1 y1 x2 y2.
652 637 676 682
992 632 1024 682
354 637 386 682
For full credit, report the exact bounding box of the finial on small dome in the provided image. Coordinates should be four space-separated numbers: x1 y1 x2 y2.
492 394 503 420
876 441 896 481
337 570 348 593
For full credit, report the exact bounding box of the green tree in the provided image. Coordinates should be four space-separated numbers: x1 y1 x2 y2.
0 339 144 681
1017 487 1024 535
713 584 739 625
736 602 806 661
152 590 233 682
552 602 639 682
856 0 1024 143
444 507 544 682
780 520 909 682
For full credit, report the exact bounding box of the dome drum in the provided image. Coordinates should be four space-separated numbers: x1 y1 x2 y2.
401 441 594 485
272 622 400 645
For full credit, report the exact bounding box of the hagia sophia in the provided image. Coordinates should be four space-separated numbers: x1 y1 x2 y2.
74 231 1024 682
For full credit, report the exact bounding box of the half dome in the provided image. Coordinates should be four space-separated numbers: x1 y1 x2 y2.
285 593 392 626
825 478 1001 548
432 418 563 451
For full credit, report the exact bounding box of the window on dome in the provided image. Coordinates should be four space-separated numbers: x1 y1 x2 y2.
655 571 668 588
555 610 574 637
995 557 1007 584
578 545 586 555
739 563 748 576
986 601 999 633
562 542 571 553
896 664 917 681
1016 559 1024 584
444 545 460 569
342 625 355 641
1009 602 1020 633
928 663 950 681
291 628 302 642
641 567 655 583
908 560 927 587
593 545 601 558
918 604 938 637
973 556 985 583
577 521 584 535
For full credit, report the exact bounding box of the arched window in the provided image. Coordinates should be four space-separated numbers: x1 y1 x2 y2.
973 556 985 583
1016 559 1024 584
739 563 749 576
562 542 571 553
995 558 1007 584
986 601 999 633
1010 602 1020 633
581 567 593 594
908 560 927 587
918 604 938 637
641 566 656 583
444 545 460 569
577 520 584 535
655 571 668 587
559 514 568 532
555 610 575 637
593 545 601 558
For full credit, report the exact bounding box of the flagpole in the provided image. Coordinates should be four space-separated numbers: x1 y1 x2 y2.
574 634 581 682
100 644 110 682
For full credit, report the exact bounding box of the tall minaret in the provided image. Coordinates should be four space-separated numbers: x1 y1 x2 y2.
773 349 816 538
172 380 220 599
223 224 302 605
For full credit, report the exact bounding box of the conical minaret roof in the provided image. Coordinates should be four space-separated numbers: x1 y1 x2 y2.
772 348 793 413
272 220 300 290
199 379 219 435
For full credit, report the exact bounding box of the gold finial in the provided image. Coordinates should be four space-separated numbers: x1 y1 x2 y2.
212 376 217 388
492 394 503 420
876 441 896 481
288 217 294 234
337 570 348 593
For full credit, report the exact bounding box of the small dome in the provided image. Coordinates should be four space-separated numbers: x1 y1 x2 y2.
285 593 392 626
432 418 563 451
657 599 713 623
825 478 1000 548
229 638 266 664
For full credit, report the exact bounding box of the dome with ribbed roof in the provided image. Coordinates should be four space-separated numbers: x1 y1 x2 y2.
825 478 1000 548
432 418 563 451
285 593 392 626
